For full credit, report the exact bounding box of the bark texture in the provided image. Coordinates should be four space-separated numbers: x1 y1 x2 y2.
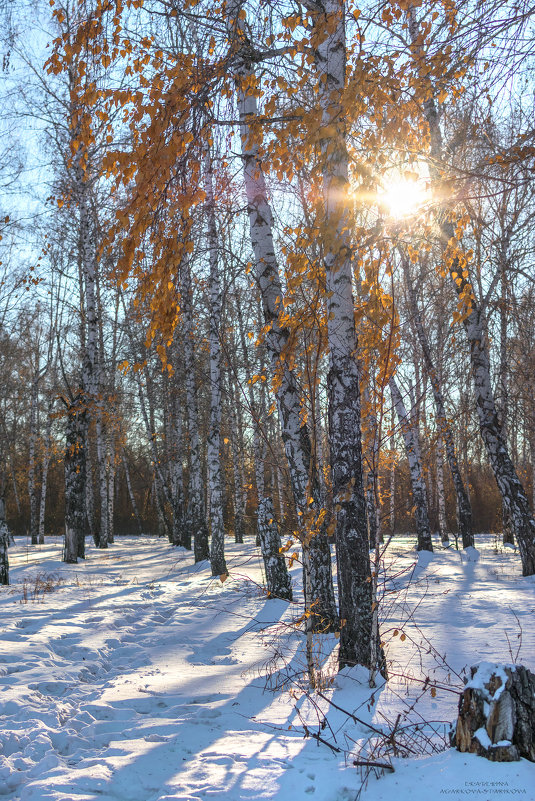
63 396 87 564
0 496 9 585
205 155 227 578
257 497 293 601
453 664 535 762
312 0 381 671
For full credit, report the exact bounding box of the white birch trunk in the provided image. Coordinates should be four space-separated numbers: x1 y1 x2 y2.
402 256 472 546
312 0 381 672
390 377 433 552
38 397 54 545
408 7 535 574
170 381 187 547
205 154 227 577
73 155 107 549
226 371 245 543
236 294 292 597
181 260 209 562
84 430 95 543
63 395 87 564
436 435 449 544
107 436 115 545
28 376 39 545
0 496 9 585
228 2 334 624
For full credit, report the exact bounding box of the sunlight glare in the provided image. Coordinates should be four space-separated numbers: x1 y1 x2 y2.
380 176 429 219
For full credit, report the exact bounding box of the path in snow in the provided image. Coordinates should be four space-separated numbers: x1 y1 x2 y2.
1 534 534 801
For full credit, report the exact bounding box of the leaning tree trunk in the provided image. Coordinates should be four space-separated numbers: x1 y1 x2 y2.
390 377 433 552
408 5 535 574
236 292 292 597
63 395 87 564
455 295 535 573
401 254 473 547
205 154 227 578
229 3 335 626
312 0 383 673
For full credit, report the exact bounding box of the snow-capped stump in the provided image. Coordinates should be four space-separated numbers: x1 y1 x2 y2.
452 663 535 762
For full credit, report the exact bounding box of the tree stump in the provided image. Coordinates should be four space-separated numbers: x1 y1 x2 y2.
452 663 535 762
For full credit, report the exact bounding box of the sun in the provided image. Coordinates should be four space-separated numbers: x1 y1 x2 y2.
379 174 430 219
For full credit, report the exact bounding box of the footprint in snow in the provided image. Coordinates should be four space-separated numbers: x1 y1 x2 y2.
28 680 73 696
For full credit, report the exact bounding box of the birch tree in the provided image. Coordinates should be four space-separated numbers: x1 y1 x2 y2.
205 153 227 578
0 495 8 585
228 1 336 625
390 375 433 552
309 0 383 671
400 252 474 547
405 5 535 574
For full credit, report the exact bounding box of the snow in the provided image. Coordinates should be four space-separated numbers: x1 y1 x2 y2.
464 662 512 701
1 533 534 801
473 727 492 749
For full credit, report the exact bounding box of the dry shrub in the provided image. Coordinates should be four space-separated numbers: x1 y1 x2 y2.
20 572 64 603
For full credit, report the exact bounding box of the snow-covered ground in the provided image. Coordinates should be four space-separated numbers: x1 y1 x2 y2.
1 534 534 801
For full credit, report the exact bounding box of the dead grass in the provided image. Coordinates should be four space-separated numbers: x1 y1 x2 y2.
19 572 64 603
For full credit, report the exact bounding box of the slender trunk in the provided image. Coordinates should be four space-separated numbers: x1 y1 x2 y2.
28 377 39 545
226 371 245 543
409 6 535 574
0 496 9 585
127 352 173 539
74 154 106 549
229 3 335 625
390 377 433 551
85 428 95 541
38 398 54 545
122 449 143 535
312 0 381 672
530 437 535 514
446 245 535 572
170 380 187 547
205 155 227 577
499 257 514 546
436 435 449 544
107 437 115 545
182 261 209 561
63 396 87 564
236 298 292 597
401 256 473 546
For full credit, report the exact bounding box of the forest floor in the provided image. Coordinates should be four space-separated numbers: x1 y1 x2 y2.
0 533 534 801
